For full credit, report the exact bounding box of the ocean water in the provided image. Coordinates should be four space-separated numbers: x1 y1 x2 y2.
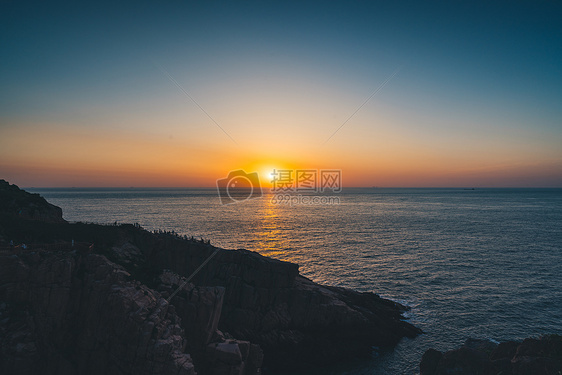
29 187 562 374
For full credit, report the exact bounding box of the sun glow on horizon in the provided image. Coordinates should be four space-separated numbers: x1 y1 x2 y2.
252 164 293 189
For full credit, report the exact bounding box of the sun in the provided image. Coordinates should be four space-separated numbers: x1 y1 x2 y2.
239 160 296 189
259 167 279 188
267 170 277 182
257 166 286 188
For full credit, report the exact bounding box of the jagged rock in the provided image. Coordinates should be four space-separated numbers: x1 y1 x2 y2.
156 270 262 375
0 303 41 375
204 340 263 375
157 270 226 347
420 336 562 375
145 237 421 368
0 250 195 375
110 242 143 266
420 348 443 375
0 179 65 223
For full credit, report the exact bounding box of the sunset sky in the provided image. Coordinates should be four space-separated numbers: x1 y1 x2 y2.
1 1 561 187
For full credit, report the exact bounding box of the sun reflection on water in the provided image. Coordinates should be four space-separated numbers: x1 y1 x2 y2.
248 193 299 263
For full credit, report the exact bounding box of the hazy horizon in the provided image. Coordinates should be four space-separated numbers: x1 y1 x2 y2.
23 185 562 190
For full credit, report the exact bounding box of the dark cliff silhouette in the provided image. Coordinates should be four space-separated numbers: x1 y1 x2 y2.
0 180 421 374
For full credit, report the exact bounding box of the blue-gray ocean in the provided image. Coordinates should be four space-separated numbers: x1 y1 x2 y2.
29 187 562 374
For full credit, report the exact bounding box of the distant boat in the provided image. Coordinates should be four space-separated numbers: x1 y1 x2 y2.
463 188 476 190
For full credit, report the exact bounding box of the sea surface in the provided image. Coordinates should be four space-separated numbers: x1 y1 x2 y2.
28 187 562 374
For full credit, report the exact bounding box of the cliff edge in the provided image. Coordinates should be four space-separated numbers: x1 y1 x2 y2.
0 180 421 374
0 179 65 223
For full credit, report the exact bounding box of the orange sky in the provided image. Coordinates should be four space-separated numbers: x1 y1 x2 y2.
2 2 562 188
2 118 561 188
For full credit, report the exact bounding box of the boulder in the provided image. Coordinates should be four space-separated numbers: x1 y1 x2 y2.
420 336 562 375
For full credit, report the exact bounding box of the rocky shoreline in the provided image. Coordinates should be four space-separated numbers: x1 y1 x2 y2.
0 179 421 374
3 179 560 374
420 336 562 375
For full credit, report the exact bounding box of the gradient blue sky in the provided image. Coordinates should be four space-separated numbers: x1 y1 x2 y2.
1 1 561 187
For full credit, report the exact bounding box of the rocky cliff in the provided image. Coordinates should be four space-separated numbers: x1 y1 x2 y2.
0 250 195 375
0 180 421 374
136 232 421 369
0 179 64 223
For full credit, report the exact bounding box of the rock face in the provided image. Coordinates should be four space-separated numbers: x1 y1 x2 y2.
0 179 65 223
155 270 264 374
0 180 421 374
0 244 264 375
0 250 195 375
140 232 421 369
420 337 562 375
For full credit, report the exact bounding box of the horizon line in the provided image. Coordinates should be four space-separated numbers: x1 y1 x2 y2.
23 186 562 190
